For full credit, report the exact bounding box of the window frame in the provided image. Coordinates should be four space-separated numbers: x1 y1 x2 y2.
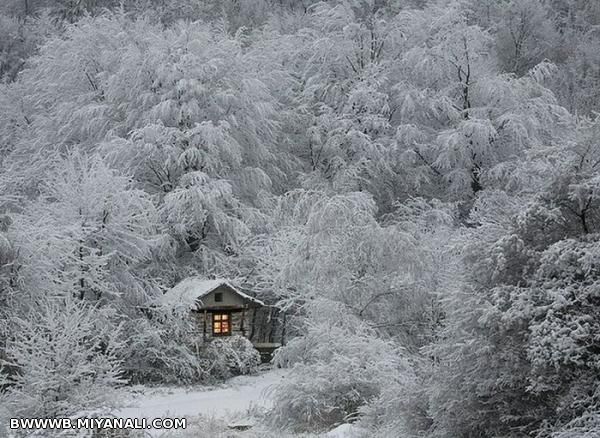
212 311 232 336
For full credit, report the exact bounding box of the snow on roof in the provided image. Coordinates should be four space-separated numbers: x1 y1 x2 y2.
160 278 265 310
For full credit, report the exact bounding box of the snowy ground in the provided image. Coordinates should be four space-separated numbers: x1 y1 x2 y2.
118 367 287 420
114 367 363 437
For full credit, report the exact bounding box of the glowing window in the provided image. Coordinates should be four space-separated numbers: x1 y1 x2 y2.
212 313 231 336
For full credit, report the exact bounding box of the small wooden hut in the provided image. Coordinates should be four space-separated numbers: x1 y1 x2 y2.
162 278 284 360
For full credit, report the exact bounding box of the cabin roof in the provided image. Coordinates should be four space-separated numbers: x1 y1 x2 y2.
161 278 265 310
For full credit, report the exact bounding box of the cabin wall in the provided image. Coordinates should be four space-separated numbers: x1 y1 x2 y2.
192 308 254 340
190 311 204 338
190 306 286 345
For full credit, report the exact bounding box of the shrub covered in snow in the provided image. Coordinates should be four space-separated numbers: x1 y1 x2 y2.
545 410 600 438
270 301 414 432
201 335 261 380
0 296 124 419
120 310 203 385
356 360 431 437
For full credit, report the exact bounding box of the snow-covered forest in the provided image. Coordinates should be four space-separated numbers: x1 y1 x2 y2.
1 0 599 436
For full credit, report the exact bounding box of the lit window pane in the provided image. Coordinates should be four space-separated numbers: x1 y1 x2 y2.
212 313 231 335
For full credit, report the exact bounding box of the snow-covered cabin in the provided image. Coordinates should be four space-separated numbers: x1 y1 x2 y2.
161 278 279 346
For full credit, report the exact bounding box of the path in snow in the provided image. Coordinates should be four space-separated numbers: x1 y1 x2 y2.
116 367 287 420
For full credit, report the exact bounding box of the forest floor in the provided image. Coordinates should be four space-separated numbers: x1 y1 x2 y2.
115 367 362 437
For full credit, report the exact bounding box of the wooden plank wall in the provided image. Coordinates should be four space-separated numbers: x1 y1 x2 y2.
191 307 287 345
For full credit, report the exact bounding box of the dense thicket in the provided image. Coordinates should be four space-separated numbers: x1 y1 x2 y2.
1 1 599 436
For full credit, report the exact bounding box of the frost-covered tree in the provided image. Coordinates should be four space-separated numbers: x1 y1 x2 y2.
0 13 54 82
2 151 206 384
464 0 558 76
1 13 295 276
1 295 124 419
392 3 571 207
273 0 408 211
0 0 598 436
245 190 451 348
271 301 415 432
11 151 160 303
425 116 600 437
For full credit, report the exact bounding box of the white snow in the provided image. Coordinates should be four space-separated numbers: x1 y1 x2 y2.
116 367 286 420
324 423 365 438
114 368 363 437
325 423 364 438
